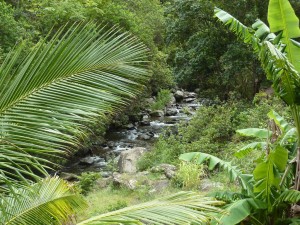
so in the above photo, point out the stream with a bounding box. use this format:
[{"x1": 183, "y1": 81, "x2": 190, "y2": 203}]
[{"x1": 61, "y1": 91, "x2": 203, "y2": 177}]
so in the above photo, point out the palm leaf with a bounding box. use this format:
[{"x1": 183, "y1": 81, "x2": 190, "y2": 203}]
[
  {"x1": 236, "y1": 128, "x2": 272, "y2": 139},
  {"x1": 77, "y1": 192, "x2": 224, "y2": 225},
  {"x1": 179, "y1": 152, "x2": 253, "y2": 194},
  {"x1": 0, "y1": 177, "x2": 87, "y2": 225},
  {"x1": 0, "y1": 22, "x2": 149, "y2": 187}
]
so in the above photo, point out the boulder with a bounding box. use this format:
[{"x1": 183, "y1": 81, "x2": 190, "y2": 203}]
[
  {"x1": 150, "y1": 110, "x2": 164, "y2": 117},
  {"x1": 138, "y1": 134, "x2": 152, "y2": 140},
  {"x1": 185, "y1": 92, "x2": 197, "y2": 98},
  {"x1": 112, "y1": 172, "x2": 145, "y2": 190},
  {"x1": 167, "y1": 95, "x2": 176, "y2": 106},
  {"x1": 174, "y1": 90, "x2": 184, "y2": 102},
  {"x1": 200, "y1": 179, "x2": 223, "y2": 191},
  {"x1": 124, "y1": 123, "x2": 135, "y2": 130},
  {"x1": 59, "y1": 172, "x2": 78, "y2": 181},
  {"x1": 144, "y1": 97, "x2": 155, "y2": 105},
  {"x1": 140, "y1": 115, "x2": 150, "y2": 126},
  {"x1": 184, "y1": 97, "x2": 196, "y2": 103},
  {"x1": 150, "y1": 164, "x2": 177, "y2": 179},
  {"x1": 165, "y1": 108, "x2": 178, "y2": 116},
  {"x1": 118, "y1": 147, "x2": 146, "y2": 173},
  {"x1": 79, "y1": 156, "x2": 105, "y2": 165}
]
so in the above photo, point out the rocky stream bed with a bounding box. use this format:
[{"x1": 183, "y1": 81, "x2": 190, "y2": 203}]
[{"x1": 59, "y1": 90, "x2": 221, "y2": 191}]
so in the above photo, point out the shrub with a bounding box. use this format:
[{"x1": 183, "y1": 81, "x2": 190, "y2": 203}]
[
  {"x1": 172, "y1": 161, "x2": 204, "y2": 190},
  {"x1": 76, "y1": 172, "x2": 101, "y2": 196},
  {"x1": 150, "y1": 89, "x2": 172, "y2": 111}
]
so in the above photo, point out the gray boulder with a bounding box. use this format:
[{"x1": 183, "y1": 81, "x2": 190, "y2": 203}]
[
  {"x1": 118, "y1": 147, "x2": 146, "y2": 173},
  {"x1": 150, "y1": 110, "x2": 164, "y2": 117},
  {"x1": 151, "y1": 164, "x2": 177, "y2": 179},
  {"x1": 165, "y1": 108, "x2": 178, "y2": 116},
  {"x1": 174, "y1": 90, "x2": 184, "y2": 102}
]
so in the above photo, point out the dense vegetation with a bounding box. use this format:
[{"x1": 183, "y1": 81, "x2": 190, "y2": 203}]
[{"x1": 2, "y1": 0, "x2": 300, "y2": 224}]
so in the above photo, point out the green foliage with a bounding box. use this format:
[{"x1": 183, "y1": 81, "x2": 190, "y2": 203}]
[
  {"x1": 150, "y1": 89, "x2": 172, "y2": 111},
  {"x1": 165, "y1": 0, "x2": 266, "y2": 99},
  {"x1": 140, "y1": 96, "x2": 288, "y2": 170},
  {"x1": 76, "y1": 172, "x2": 101, "y2": 196},
  {"x1": 172, "y1": 161, "x2": 204, "y2": 189},
  {"x1": 0, "y1": 177, "x2": 87, "y2": 225}
]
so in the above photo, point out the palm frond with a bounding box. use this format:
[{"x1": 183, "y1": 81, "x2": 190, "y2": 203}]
[
  {"x1": 179, "y1": 152, "x2": 253, "y2": 194},
  {"x1": 77, "y1": 192, "x2": 224, "y2": 225},
  {"x1": 0, "y1": 22, "x2": 149, "y2": 187},
  {"x1": 0, "y1": 177, "x2": 87, "y2": 225}
]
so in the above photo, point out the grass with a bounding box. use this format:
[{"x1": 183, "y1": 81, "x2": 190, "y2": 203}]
[{"x1": 76, "y1": 179, "x2": 181, "y2": 222}]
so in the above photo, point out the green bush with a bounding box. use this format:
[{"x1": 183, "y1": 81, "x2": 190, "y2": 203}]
[
  {"x1": 172, "y1": 161, "x2": 204, "y2": 190},
  {"x1": 139, "y1": 95, "x2": 289, "y2": 171},
  {"x1": 150, "y1": 89, "x2": 172, "y2": 111},
  {"x1": 76, "y1": 172, "x2": 101, "y2": 196}
]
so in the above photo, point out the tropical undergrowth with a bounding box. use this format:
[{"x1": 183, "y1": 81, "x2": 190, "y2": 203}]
[{"x1": 138, "y1": 94, "x2": 289, "y2": 173}]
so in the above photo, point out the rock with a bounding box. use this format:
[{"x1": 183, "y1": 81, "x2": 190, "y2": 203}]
[
  {"x1": 184, "y1": 97, "x2": 196, "y2": 103},
  {"x1": 94, "y1": 161, "x2": 107, "y2": 167},
  {"x1": 150, "y1": 164, "x2": 177, "y2": 179},
  {"x1": 145, "y1": 97, "x2": 155, "y2": 105},
  {"x1": 174, "y1": 90, "x2": 184, "y2": 102},
  {"x1": 113, "y1": 172, "x2": 138, "y2": 190},
  {"x1": 125, "y1": 123, "x2": 135, "y2": 130},
  {"x1": 79, "y1": 156, "x2": 105, "y2": 165},
  {"x1": 200, "y1": 179, "x2": 223, "y2": 191},
  {"x1": 139, "y1": 134, "x2": 152, "y2": 140},
  {"x1": 118, "y1": 147, "x2": 146, "y2": 173},
  {"x1": 165, "y1": 108, "x2": 178, "y2": 116},
  {"x1": 59, "y1": 172, "x2": 78, "y2": 181},
  {"x1": 150, "y1": 110, "x2": 164, "y2": 117},
  {"x1": 140, "y1": 115, "x2": 150, "y2": 126},
  {"x1": 185, "y1": 92, "x2": 197, "y2": 98},
  {"x1": 150, "y1": 180, "x2": 170, "y2": 193},
  {"x1": 79, "y1": 157, "x2": 95, "y2": 165},
  {"x1": 100, "y1": 171, "x2": 110, "y2": 178},
  {"x1": 96, "y1": 177, "x2": 112, "y2": 188},
  {"x1": 167, "y1": 95, "x2": 176, "y2": 106}
]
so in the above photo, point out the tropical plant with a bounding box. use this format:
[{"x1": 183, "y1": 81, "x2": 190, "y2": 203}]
[
  {"x1": 0, "y1": 177, "x2": 86, "y2": 225},
  {"x1": 77, "y1": 191, "x2": 224, "y2": 225},
  {"x1": 0, "y1": 22, "x2": 149, "y2": 190},
  {"x1": 0, "y1": 21, "x2": 226, "y2": 225},
  {"x1": 215, "y1": 0, "x2": 300, "y2": 192},
  {"x1": 180, "y1": 111, "x2": 299, "y2": 224}
]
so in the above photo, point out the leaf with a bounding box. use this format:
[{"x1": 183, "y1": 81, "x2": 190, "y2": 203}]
[
  {"x1": 0, "y1": 177, "x2": 87, "y2": 225},
  {"x1": 0, "y1": 22, "x2": 149, "y2": 188},
  {"x1": 235, "y1": 142, "x2": 267, "y2": 158},
  {"x1": 253, "y1": 146, "x2": 288, "y2": 208},
  {"x1": 77, "y1": 192, "x2": 224, "y2": 225},
  {"x1": 237, "y1": 128, "x2": 272, "y2": 139},
  {"x1": 267, "y1": 110, "x2": 292, "y2": 133},
  {"x1": 218, "y1": 198, "x2": 266, "y2": 225},
  {"x1": 274, "y1": 190, "x2": 300, "y2": 206},
  {"x1": 268, "y1": 0, "x2": 300, "y2": 72},
  {"x1": 214, "y1": 7, "x2": 253, "y2": 44},
  {"x1": 179, "y1": 152, "x2": 253, "y2": 194}
]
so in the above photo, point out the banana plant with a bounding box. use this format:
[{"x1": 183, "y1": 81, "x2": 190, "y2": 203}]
[
  {"x1": 180, "y1": 111, "x2": 300, "y2": 224},
  {"x1": 215, "y1": 0, "x2": 300, "y2": 193}
]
